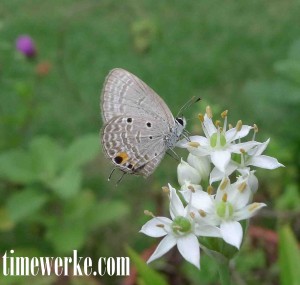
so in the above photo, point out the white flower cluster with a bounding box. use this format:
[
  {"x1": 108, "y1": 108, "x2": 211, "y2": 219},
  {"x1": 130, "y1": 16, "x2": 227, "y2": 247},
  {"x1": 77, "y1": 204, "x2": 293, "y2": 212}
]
[{"x1": 140, "y1": 106, "x2": 283, "y2": 269}]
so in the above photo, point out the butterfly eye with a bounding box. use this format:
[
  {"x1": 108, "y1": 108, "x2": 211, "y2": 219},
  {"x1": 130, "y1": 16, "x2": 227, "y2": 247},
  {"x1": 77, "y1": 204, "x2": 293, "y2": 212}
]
[
  {"x1": 146, "y1": 122, "x2": 152, "y2": 128},
  {"x1": 176, "y1": 118, "x2": 184, "y2": 126},
  {"x1": 127, "y1": 118, "x2": 132, "y2": 123}
]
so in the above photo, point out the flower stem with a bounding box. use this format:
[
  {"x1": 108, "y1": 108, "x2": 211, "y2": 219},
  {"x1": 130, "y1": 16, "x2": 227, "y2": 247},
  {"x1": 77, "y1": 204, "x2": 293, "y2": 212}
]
[
  {"x1": 217, "y1": 257, "x2": 231, "y2": 285},
  {"x1": 201, "y1": 245, "x2": 232, "y2": 285}
]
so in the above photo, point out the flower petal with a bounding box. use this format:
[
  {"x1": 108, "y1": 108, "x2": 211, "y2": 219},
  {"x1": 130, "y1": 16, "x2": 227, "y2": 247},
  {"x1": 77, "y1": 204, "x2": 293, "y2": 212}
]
[
  {"x1": 249, "y1": 155, "x2": 284, "y2": 169},
  {"x1": 169, "y1": 184, "x2": 185, "y2": 219},
  {"x1": 225, "y1": 125, "x2": 252, "y2": 142},
  {"x1": 220, "y1": 221, "x2": 243, "y2": 249},
  {"x1": 229, "y1": 141, "x2": 260, "y2": 153},
  {"x1": 234, "y1": 202, "x2": 266, "y2": 221},
  {"x1": 187, "y1": 153, "x2": 211, "y2": 181},
  {"x1": 227, "y1": 181, "x2": 252, "y2": 209},
  {"x1": 210, "y1": 162, "x2": 237, "y2": 184},
  {"x1": 211, "y1": 150, "x2": 231, "y2": 172},
  {"x1": 147, "y1": 235, "x2": 177, "y2": 264},
  {"x1": 176, "y1": 136, "x2": 208, "y2": 148},
  {"x1": 177, "y1": 159, "x2": 201, "y2": 186},
  {"x1": 248, "y1": 139, "x2": 270, "y2": 156},
  {"x1": 194, "y1": 224, "x2": 222, "y2": 238},
  {"x1": 177, "y1": 234, "x2": 200, "y2": 269},
  {"x1": 203, "y1": 115, "x2": 217, "y2": 137},
  {"x1": 181, "y1": 187, "x2": 214, "y2": 211},
  {"x1": 140, "y1": 217, "x2": 172, "y2": 237}
]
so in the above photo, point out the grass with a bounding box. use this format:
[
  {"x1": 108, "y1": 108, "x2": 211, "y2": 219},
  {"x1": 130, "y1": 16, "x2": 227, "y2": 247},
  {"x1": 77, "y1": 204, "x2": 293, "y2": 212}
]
[{"x1": 0, "y1": 1, "x2": 299, "y2": 284}]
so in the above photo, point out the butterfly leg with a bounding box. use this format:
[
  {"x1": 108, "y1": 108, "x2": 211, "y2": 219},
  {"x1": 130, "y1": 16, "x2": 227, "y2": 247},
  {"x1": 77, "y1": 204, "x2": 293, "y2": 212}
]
[
  {"x1": 116, "y1": 171, "x2": 127, "y2": 185},
  {"x1": 108, "y1": 168, "x2": 116, "y2": 181},
  {"x1": 166, "y1": 148, "x2": 180, "y2": 161},
  {"x1": 181, "y1": 130, "x2": 191, "y2": 142}
]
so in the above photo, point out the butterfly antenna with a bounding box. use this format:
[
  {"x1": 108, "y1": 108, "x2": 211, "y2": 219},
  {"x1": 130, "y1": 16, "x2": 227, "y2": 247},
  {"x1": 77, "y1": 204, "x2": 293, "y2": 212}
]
[{"x1": 176, "y1": 96, "x2": 201, "y2": 117}]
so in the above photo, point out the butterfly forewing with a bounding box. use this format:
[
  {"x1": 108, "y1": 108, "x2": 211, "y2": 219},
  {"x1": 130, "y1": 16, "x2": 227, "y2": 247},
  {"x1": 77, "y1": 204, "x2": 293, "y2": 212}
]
[{"x1": 101, "y1": 68, "x2": 174, "y2": 125}]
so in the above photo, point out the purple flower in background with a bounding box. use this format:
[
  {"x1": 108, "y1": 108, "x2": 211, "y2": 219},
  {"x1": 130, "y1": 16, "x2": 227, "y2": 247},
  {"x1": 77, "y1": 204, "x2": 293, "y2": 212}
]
[{"x1": 16, "y1": 35, "x2": 37, "y2": 58}]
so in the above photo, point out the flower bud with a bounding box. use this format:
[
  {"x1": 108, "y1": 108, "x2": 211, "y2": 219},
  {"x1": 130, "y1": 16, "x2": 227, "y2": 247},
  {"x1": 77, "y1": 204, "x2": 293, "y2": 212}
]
[
  {"x1": 177, "y1": 159, "x2": 201, "y2": 186},
  {"x1": 187, "y1": 153, "x2": 211, "y2": 181},
  {"x1": 16, "y1": 35, "x2": 37, "y2": 58}
]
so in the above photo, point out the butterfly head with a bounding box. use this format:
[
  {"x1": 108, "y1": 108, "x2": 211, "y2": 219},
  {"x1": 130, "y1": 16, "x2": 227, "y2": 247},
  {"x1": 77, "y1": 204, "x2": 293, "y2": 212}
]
[{"x1": 175, "y1": 116, "x2": 187, "y2": 136}]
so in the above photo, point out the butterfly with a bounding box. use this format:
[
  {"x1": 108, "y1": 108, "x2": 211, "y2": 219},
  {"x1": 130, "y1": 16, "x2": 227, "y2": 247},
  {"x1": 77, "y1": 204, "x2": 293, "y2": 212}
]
[{"x1": 101, "y1": 68, "x2": 187, "y2": 179}]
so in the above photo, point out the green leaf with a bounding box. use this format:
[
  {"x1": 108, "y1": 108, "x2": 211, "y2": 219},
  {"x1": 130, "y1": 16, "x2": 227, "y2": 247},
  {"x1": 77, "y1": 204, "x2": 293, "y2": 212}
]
[
  {"x1": 6, "y1": 188, "x2": 48, "y2": 222},
  {"x1": 29, "y1": 136, "x2": 63, "y2": 183},
  {"x1": 126, "y1": 246, "x2": 168, "y2": 285},
  {"x1": 0, "y1": 208, "x2": 14, "y2": 231},
  {"x1": 47, "y1": 223, "x2": 87, "y2": 254},
  {"x1": 62, "y1": 134, "x2": 99, "y2": 170},
  {"x1": 87, "y1": 200, "x2": 130, "y2": 228},
  {"x1": 279, "y1": 225, "x2": 300, "y2": 285},
  {"x1": 0, "y1": 149, "x2": 36, "y2": 184},
  {"x1": 49, "y1": 168, "x2": 82, "y2": 199}
]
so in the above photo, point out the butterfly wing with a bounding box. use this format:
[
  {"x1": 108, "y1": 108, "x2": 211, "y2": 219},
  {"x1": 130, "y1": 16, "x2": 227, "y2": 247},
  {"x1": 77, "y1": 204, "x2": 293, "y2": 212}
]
[
  {"x1": 102, "y1": 115, "x2": 167, "y2": 177},
  {"x1": 101, "y1": 68, "x2": 174, "y2": 126}
]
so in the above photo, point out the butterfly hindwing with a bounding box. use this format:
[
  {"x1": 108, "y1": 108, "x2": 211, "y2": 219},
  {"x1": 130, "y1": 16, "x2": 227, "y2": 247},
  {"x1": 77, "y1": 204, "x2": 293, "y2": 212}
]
[{"x1": 102, "y1": 115, "x2": 167, "y2": 177}]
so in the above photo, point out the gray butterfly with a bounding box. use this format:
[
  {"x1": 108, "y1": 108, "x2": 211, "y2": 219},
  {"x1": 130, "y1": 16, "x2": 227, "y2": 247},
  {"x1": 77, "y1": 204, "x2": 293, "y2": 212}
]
[{"x1": 101, "y1": 68, "x2": 187, "y2": 178}]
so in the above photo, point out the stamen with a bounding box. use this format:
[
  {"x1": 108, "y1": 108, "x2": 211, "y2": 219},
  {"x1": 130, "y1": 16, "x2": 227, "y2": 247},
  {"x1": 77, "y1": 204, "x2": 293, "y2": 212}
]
[
  {"x1": 173, "y1": 225, "x2": 182, "y2": 231},
  {"x1": 240, "y1": 148, "x2": 246, "y2": 154},
  {"x1": 156, "y1": 224, "x2": 165, "y2": 228},
  {"x1": 199, "y1": 209, "x2": 207, "y2": 217},
  {"x1": 207, "y1": 185, "x2": 214, "y2": 194},
  {"x1": 188, "y1": 142, "x2": 200, "y2": 148},
  {"x1": 188, "y1": 185, "x2": 195, "y2": 193},
  {"x1": 238, "y1": 182, "x2": 247, "y2": 192},
  {"x1": 222, "y1": 193, "x2": 228, "y2": 202},
  {"x1": 228, "y1": 123, "x2": 233, "y2": 129},
  {"x1": 190, "y1": 212, "x2": 195, "y2": 219},
  {"x1": 236, "y1": 120, "x2": 242, "y2": 132},
  {"x1": 144, "y1": 210, "x2": 155, "y2": 218},
  {"x1": 162, "y1": 186, "x2": 169, "y2": 193},
  {"x1": 253, "y1": 124, "x2": 258, "y2": 133},
  {"x1": 220, "y1": 178, "x2": 229, "y2": 190},
  {"x1": 198, "y1": 113, "x2": 204, "y2": 122},
  {"x1": 215, "y1": 120, "x2": 221, "y2": 127},
  {"x1": 253, "y1": 124, "x2": 258, "y2": 141},
  {"x1": 221, "y1": 110, "x2": 228, "y2": 118},
  {"x1": 206, "y1": 106, "x2": 213, "y2": 118},
  {"x1": 248, "y1": 203, "x2": 260, "y2": 212}
]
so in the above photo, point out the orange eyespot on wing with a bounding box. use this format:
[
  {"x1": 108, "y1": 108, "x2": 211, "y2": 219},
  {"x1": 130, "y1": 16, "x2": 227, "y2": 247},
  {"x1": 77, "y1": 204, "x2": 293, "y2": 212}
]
[{"x1": 113, "y1": 152, "x2": 129, "y2": 165}]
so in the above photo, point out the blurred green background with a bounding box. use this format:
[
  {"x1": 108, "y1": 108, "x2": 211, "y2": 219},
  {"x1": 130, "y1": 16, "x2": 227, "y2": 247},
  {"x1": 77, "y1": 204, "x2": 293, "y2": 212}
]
[{"x1": 0, "y1": 0, "x2": 299, "y2": 284}]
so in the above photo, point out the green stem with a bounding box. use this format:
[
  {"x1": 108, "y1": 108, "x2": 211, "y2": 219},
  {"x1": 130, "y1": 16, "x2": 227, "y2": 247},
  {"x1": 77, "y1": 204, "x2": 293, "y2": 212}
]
[
  {"x1": 200, "y1": 245, "x2": 232, "y2": 285},
  {"x1": 217, "y1": 257, "x2": 231, "y2": 285}
]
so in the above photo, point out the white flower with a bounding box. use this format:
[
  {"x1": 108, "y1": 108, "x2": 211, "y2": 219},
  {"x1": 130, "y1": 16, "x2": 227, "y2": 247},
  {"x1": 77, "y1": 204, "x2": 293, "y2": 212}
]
[
  {"x1": 177, "y1": 159, "x2": 201, "y2": 186},
  {"x1": 187, "y1": 153, "x2": 211, "y2": 181},
  {"x1": 241, "y1": 139, "x2": 284, "y2": 169},
  {"x1": 183, "y1": 178, "x2": 266, "y2": 249},
  {"x1": 177, "y1": 109, "x2": 258, "y2": 173},
  {"x1": 140, "y1": 185, "x2": 221, "y2": 269},
  {"x1": 237, "y1": 167, "x2": 259, "y2": 193}
]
